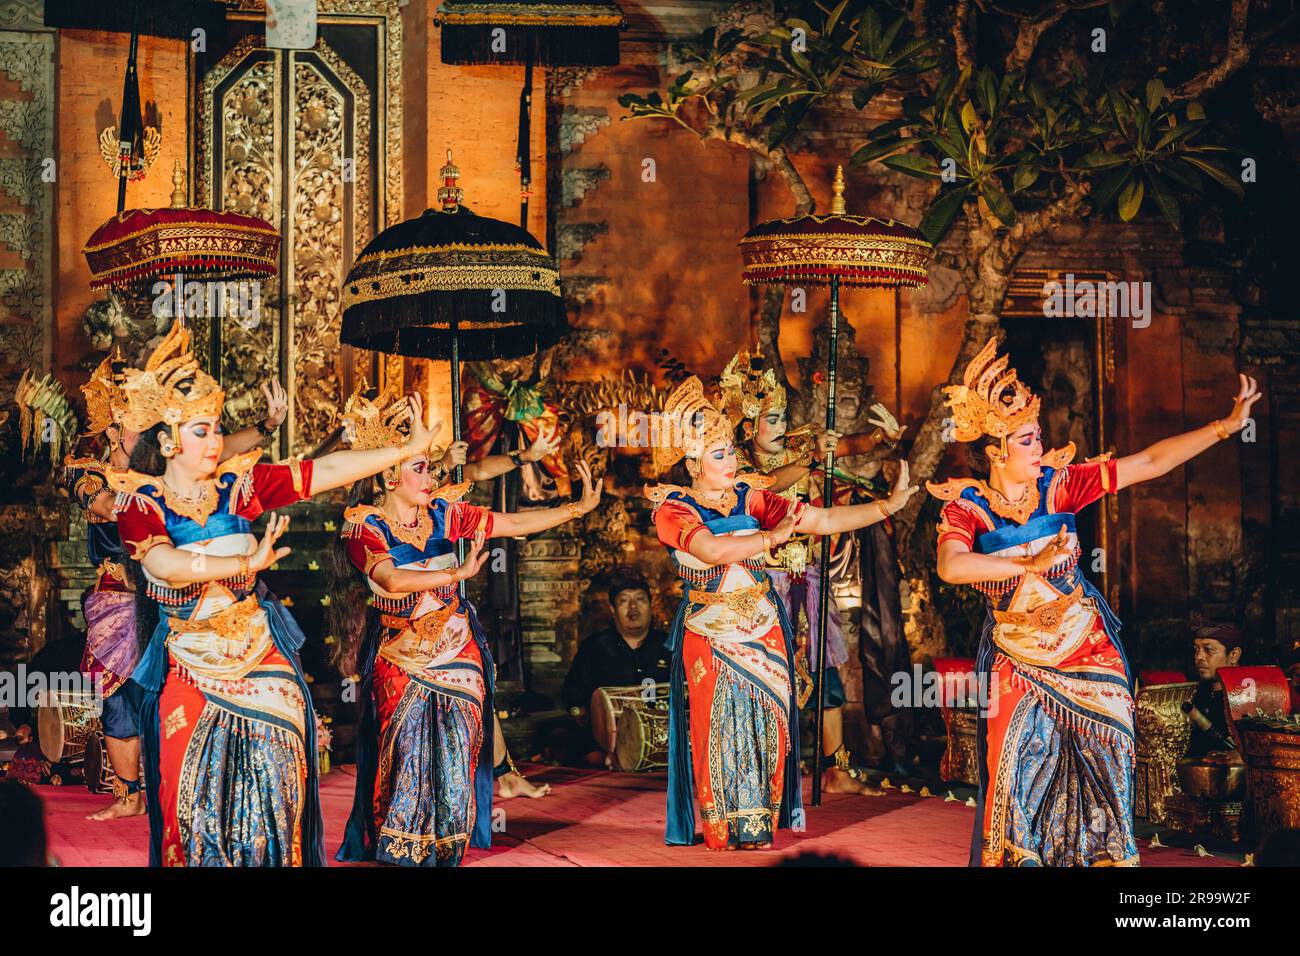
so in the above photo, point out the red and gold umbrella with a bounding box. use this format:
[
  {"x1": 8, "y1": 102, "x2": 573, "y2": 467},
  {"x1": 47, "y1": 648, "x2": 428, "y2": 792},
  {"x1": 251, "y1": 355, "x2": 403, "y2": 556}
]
[{"x1": 739, "y1": 165, "x2": 932, "y2": 805}]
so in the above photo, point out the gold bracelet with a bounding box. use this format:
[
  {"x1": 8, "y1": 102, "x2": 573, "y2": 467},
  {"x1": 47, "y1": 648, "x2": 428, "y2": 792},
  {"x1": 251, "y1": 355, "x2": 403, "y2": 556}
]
[
  {"x1": 565, "y1": 502, "x2": 582, "y2": 520},
  {"x1": 1211, "y1": 419, "x2": 1231, "y2": 441},
  {"x1": 875, "y1": 499, "x2": 892, "y2": 520},
  {"x1": 238, "y1": 554, "x2": 250, "y2": 579},
  {"x1": 760, "y1": 530, "x2": 773, "y2": 557}
]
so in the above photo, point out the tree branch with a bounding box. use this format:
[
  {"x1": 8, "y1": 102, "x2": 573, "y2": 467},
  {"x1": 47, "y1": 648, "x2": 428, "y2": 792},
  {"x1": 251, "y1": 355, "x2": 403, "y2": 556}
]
[
  {"x1": 953, "y1": 0, "x2": 976, "y2": 71},
  {"x1": 1169, "y1": 0, "x2": 1276, "y2": 101}
]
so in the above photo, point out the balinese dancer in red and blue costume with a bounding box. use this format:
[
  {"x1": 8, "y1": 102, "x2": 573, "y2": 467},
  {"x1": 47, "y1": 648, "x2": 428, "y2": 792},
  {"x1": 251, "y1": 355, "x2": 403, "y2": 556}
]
[
  {"x1": 110, "y1": 321, "x2": 433, "y2": 866},
  {"x1": 720, "y1": 348, "x2": 906, "y2": 794},
  {"x1": 647, "y1": 376, "x2": 915, "y2": 850},
  {"x1": 332, "y1": 385, "x2": 600, "y2": 867},
  {"x1": 930, "y1": 337, "x2": 1262, "y2": 866},
  {"x1": 64, "y1": 351, "x2": 287, "y2": 823}
]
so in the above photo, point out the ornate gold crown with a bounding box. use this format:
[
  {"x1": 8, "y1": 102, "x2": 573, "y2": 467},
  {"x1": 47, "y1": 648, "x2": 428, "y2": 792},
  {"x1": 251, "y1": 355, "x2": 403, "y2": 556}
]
[
  {"x1": 118, "y1": 322, "x2": 225, "y2": 440},
  {"x1": 652, "y1": 376, "x2": 734, "y2": 476},
  {"x1": 80, "y1": 348, "x2": 126, "y2": 437},
  {"x1": 718, "y1": 349, "x2": 786, "y2": 429},
  {"x1": 942, "y1": 336, "x2": 1040, "y2": 453},
  {"x1": 340, "y1": 381, "x2": 411, "y2": 451}
]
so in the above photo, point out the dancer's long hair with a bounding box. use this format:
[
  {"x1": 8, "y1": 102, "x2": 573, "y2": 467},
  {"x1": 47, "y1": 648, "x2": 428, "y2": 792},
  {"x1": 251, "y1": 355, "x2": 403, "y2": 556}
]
[
  {"x1": 124, "y1": 426, "x2": 167, "y2": 650},
  {"x1": 326, "y1": 473, "x2": 383, "y2": 677},
  {"x1": 961, "y1": 439, "x2": 995, "y2": 479}
]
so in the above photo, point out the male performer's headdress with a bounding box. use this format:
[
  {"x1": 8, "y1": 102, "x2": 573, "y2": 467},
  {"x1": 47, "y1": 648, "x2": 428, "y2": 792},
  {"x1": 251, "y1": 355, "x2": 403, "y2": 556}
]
[
  {"x1": 941, "y1": 336, "x2": 1040, "y2": 456},
  {"x1": 118, "y1": 322, "x2": 225, "y2": 443},
  {"x1": 339, "y1": 381, "x2": 411, "y2": 451},
  {"x1": 80, "y1": 348, "x2": 127, "y2": 437},
  {"x1": 718, "y1": 348, "x2": 786, "y2": 435},
  {"x1": 652, "y1": 376, "x2": 733, "y2": 476}
]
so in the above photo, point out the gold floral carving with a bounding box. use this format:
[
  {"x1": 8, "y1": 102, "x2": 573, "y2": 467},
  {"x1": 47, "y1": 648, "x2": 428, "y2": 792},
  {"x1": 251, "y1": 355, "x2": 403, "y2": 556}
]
[{"x1": 195, "y1": 2, "x2": 403, "y2": 458}]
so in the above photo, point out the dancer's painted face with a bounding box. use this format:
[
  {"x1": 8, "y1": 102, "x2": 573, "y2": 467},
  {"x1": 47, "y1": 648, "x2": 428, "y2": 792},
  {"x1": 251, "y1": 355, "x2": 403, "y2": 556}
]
[
  {"x1": 390, "y1": 454, "x2": 434, "y2": 507},
  {"x1": 754, "y1": 409, "x2": 786, "y2": 454},
  {"x1": 692, "y1": 439, "x2": 736, "y2": 488},
  {"x1": 995, "y1": 422, "x2": 1043, "y2": 483},
  {"x1": 175, "y1": 416, "x2": 224, "y2": 476}
]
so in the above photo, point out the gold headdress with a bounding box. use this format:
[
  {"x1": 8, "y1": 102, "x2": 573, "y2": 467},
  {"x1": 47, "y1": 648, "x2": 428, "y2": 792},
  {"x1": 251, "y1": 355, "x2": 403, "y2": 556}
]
[
  {"x1": 80, "y1": 348, "x2": 126, "y2": 437},
  {"x1": 941, "y1": 336, "x2": 1040, "y2": 455},
  {"x1": 718, "y1": 349, "x2": 786, "y2": 433},
  {"x1": 339, "y1": 381, "x2": 411, "y2": 451},
  {"x1": 652, "y1": 376, "x2": 733, "y2": 476},
  {"x1": 118, "y1": 322, "x2": 225, "y2": 442}
]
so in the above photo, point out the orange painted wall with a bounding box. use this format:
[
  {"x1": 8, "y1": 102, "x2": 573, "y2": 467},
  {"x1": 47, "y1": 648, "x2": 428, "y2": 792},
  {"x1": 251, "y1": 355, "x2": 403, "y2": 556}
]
[{"x1": 54, "y1": 30, "x2": 190, "y2": 383}]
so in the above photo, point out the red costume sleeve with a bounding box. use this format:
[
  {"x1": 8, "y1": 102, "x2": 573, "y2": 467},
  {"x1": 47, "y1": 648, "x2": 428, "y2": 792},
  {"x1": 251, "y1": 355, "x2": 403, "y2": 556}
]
[
  {"x1": 748, "y1": 488, "x2": 795, "y2": 530},
  {"x1": 1051, "y1": 459, "x2": 1119, "y2": 514},
  {"x1": 345, "y1": 521, "x2": 393, "y2": 581},
  {"x1": 655, "y1": 499, "x2": 706, "y2": 552},
  {"x1": 937, "y1": 500, "x2": 986, "y2": 549},
  {"x1": 444, "y1": 501, "x2": 494, "y2": 542},
  {"x1": 251, "y1": 459, "x2": 314, "y2": 510},
  {"x1": 116, "y1": 496, "x2": 170, "y2": 560}
]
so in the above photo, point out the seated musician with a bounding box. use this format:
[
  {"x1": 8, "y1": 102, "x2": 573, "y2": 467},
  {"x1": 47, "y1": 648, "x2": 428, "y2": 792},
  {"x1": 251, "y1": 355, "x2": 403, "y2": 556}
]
[
  {"x1": 1185, "y1": 621, "x2": 1245, "y2": 758},
  {"x1": 2, "y1": 633, "x2": 87, "y2": 785},
  {"x1": 560, "y1": 567, "x2": 671, "y2": 768}
]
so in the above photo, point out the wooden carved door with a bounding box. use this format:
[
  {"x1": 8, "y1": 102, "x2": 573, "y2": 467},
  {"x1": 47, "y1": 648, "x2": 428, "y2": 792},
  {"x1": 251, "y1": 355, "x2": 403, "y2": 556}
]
[{"x1": 191, "y1": 3, "x2": 403, "y2": 459}]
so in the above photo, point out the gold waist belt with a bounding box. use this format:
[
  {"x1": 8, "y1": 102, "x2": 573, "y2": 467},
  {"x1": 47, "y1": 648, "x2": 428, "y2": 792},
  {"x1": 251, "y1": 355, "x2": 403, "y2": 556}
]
[
  {"x1": 991, "y1": 584, "x2": 1083, "y2": 633},
  {"x1": 689, "y1": 578, "x2": 771, "y2": 619},
  {"x1": 380, "y1": 595, "x2": 461, "y2": 653},
  {"x1": 168, "y1": 594, "x2": 259, "y2": 642}
]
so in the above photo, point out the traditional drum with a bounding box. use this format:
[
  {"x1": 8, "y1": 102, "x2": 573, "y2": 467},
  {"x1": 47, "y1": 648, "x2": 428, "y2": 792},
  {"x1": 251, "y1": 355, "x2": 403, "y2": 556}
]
[
  {"x1": 37, "y1": 688, "x2": 102, "y2": 765},
  {"x1": 615, "y1": 695, "x2": 671, "y2": 772}
]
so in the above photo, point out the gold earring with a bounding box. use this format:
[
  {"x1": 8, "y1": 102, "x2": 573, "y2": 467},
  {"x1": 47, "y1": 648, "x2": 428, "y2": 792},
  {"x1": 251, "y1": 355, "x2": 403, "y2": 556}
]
[{"x1": 160, "y1": 438, "x2": 177, "y2": 458}]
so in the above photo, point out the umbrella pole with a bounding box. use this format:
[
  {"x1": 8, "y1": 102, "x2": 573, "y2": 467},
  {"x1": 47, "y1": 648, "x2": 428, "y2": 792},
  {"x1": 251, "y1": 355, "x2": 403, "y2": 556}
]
[
  {"x1": 116, "y1": 0, "x2": 142, "y2": 214},
  {"x1": 517, "y1": 45, "x2": 534, "y2": 229},
  {"x1": 812, "y1": 274, "x2": 840, "y2": 807},
  {"x1": 450, "y1": 317, "x2": 466, "y2": 597}
]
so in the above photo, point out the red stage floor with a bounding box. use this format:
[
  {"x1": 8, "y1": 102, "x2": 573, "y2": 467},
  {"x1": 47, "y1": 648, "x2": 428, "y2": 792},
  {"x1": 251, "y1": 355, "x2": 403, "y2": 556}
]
[{"x1": 39, "y1": 764, "x2": 1236, "y2": 867}]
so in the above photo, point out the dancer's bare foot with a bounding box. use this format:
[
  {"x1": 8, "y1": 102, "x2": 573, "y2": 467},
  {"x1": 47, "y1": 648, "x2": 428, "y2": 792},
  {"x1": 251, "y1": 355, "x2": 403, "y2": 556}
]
[
  {"x1": 739, "y1": 842, "x2": 772, "y2": 850},
  {"x1": 497, "y1": 771, "x2": 551, "y2": 800},
  {"x1": 86, "y1": 791, "x2": 145, "y2": 821},
  {"x1": 821, "y1": 766, "x2": 883, "y2": 796}
]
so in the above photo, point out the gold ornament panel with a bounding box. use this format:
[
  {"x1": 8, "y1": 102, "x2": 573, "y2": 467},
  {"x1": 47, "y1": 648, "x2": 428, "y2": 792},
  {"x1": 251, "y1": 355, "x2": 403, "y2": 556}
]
[{"x1": 193, "y1": 2, "x2": 403, "y2": 457}]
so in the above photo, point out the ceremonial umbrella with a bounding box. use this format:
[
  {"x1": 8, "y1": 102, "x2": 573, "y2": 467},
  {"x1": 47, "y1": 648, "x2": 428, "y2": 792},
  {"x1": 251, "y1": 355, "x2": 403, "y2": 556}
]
[
  {"x1": 341, "y1": 151, "x2": 564, "y2": 662},
  {"x1": 739, "y1": 165, "x2": 932, "y2": 805},
  {"x1": 84, "y1": 165, "x2": 280, "y2": 291},
  {"x1": 340, "y1": 151, "x2": 566, "y2": 481},
  {"x1": 433, "y1": 0, "x2": 625, "y2": 227}
]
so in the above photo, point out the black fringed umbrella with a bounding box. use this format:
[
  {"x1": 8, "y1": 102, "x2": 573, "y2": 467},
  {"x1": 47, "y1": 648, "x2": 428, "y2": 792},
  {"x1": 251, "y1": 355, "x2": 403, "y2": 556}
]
[
  {"x1": 340, "y1": 151, "x2": 566, "y2": 481},
  {"x1": 433, "y1": 1, "x2": 625, "y2": 227},
  {"x1": 739, "y1": 165, "x2": 932, "y2": 807}
]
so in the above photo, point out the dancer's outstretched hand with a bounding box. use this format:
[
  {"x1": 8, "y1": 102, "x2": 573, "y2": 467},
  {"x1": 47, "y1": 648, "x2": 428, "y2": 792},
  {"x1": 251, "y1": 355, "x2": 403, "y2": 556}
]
[
  {"x1": 524, "y1": 425, "x2": 561, "y2": 462},
  {"x1": 867, "y1": 403, "x2": 906, "y2": 442},
  {"x1": 403, "y1": 393, "x2": 441, "y2": 457},
  {"x1": 884, "y1": 460, "x2": 919, "y2": 513},
  {"x1": 573, "y1": 459, "x2": 603, "y2": 514},
  {"x1": 250, "y1": 512, "x2": 292, "y2": 572},
  {"x1": 1222, "y1": 374, "x2": 1262, "y2": 433},
  {"x1": 456, "y1": 531, "x2": 491, "y2": 582},
  {"x1": 1026, "y1": 524, "x2": 1072, "y2": 574},
  {"x1": 261, "y1": 380, "x2": 289, "y2": 429},
  {"x1": 769, "y1": 512, "x2": 798, "y2": 547}
]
